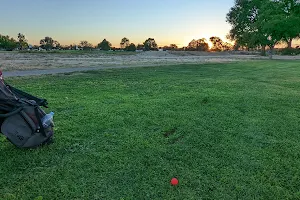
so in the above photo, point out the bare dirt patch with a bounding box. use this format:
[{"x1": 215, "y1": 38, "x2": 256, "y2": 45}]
[{"x1": 0, "y1": 51, "x2": 299, "y2": 72}]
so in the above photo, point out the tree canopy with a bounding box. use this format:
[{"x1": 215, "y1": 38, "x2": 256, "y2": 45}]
[
  {"x1": 80, "y1": 41, "x2": 93, "y2": 50},
  {"x1": 120, "y1": 37, "x2": 130, "y2": 49},
  {"x1": 143, "y1": 38, "x2": 158, "y2": 51},
  {"x1": 209, "y1": 37, "x2": 232, "y2": 51},
  {"x1": 187, "y1": 38, "x2": 209, "y2": 51},
  {"x1": 40, "y1": 36, "x2": 60, "y2": 50},
  {"x1": 226, "y1": 0, "x2": 300, "y2": 57},
  {"x1": 124, "y1": 43, "x2": 137, "y2": 51},
  {"x1": 162, "y1": 44, "x2": 178, "y2": 51},
  {"x1": 0, "y1": 35, "x2": 17, "y2": 50},
  {"x1": 260, "y1": 0, "x2": 300, "y2": 48},
  {"x1": 17, "y1": 33, "x2": 28, "y2": 50},
  {"x1": 97, "y1": 39, "x2": 112, "y2": 51}
]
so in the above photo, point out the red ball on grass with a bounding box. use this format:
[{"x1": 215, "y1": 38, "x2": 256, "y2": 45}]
[{"x1": 170, "y1": 178, "x2": 179, "y2": 186}]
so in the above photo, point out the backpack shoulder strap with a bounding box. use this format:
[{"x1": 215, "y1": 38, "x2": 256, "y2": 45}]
[
  {"x1": 34, "y1": 105, "x2": 47, "y2": 137},
  {"x1": 0, "y1": 107, "x2": 22, "y2": 118}
]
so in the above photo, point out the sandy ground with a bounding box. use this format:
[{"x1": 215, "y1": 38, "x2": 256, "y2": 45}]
[{"x1": 0, "y1": 51, "x2": 299, "y2": 76}]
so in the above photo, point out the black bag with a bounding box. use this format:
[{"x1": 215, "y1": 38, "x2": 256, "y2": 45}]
[{"x1": 0, "y1": 71, "x2": 54, "y2": 148}]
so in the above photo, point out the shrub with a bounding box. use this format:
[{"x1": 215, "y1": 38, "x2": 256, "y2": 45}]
[
  {"x1": 278, "y1": 48, "x2": 300, "y2": 55},
  {"x1": 125, "y1": 43, "x2": 136, "y2": 52}
]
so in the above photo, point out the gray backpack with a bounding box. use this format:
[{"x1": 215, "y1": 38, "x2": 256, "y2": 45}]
[
  {"x1": 0, "y1": 73, "x2": 54, "y2": 148},
  {"x1": 1, "y1": 100, "x2": 54, "y2": 148}
]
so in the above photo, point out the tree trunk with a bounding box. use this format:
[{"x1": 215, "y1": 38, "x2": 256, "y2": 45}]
[
  {"x1": 287, "y1": 39, "x2": 292, "y2": 49},
  {"x1": 261, "y1": 45, "x2": 266, "y2": 56},
  {"x1": 268, "y1": 45, "x2": 274, "y2": 59}
]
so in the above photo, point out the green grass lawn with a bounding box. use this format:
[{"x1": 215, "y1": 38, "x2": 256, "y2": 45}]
[{"x1": 1, "y1": 61, "x2": 300, "y2": 199}]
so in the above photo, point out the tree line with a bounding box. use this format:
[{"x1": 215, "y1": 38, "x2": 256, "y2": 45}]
[
  {"x1": 227, "y1": 0, "x2": 300, "y2": 57},
  {"x1": 2, "y1": 0, "x2": 299, "y2": 56},
  {"x1": 0, "y1": 33, "x2": 234, "y2": 52}
]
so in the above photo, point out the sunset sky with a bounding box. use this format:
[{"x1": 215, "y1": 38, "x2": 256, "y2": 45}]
[{"x1": 0, "y1": 0, "x2": 235, "y2": 47}]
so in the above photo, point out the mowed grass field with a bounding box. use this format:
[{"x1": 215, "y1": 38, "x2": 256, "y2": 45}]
[{"x1": 1, "y1": 61, "x2": 300, "y2": 199}]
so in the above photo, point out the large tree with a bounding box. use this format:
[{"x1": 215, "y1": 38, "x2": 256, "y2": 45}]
[
  {"x1": 40, "y1": 36, "x2": 59, "y2": 50},
  {"x1": 187, "y1": 38, "x2": 209, "y2": 51},
  {"x1": 256, "y1": 0, "x2": 300, "y2": 58},
  {"x1": 260, "y1": 0, "x2": 300, "y2": 48},
  {"x1": 227, "y1": 0, "x2": 300, "y2": 57},
  {"x1": 17, "y1": 33, "x2": 28, "y2": 50},
  {"x1": 97, "y1": 39, "x2": 112, "y2": 51},
  {"x1": 143, "y1": 38, "x2": 158, "y2": 51},
  {"x1": 226, "y1": 0, "x2": 269, "y2": 55},
  {"x1": 187, "y1": 39, "x2": 197, "y2": 51},
  {"x1": 120, "y1": 37, "x2": 130, "y2": 49},
  {"x1": 0, "y1": 34, "x2": 17, "y2": 50},
  {"x1": 209, "y1": 37, "x2": 228, "y2": 51},
  {"x1": 80, "y1": 40, "x2": 93, "y2": 50}
]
